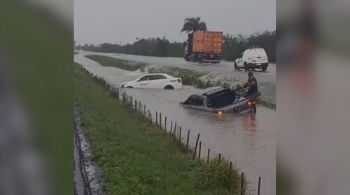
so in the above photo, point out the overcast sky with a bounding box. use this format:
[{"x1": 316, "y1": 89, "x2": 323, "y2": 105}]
[{"x1": 74, "y1": 0, "x2": 276, "y2": 45}]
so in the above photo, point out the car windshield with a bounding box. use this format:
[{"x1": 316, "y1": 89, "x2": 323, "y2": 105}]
[
  {"x1": 138, "y1": 75, "x2": 151, "y2": 81},
  {"x1": 150, "y1": 74, "x2": 167, "y2": 80},
  {"x1": 183, "y1": 95, "x2": 204, "y2": 106},
  {"x1": 205, "y1": 89, "x2": 236, "y2": 108},
  {"x1": 245, "y1": 49, "x2": 267, "y2": 58}
]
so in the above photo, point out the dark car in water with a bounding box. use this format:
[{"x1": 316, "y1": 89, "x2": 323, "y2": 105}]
[{"x1": 180, "y1": 87, "x2": 259, "y2": 113}]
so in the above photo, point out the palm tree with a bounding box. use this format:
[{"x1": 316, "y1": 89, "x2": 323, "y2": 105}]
[{"x1": 181, "y1": 17, "x2": 207, "y2": 33}]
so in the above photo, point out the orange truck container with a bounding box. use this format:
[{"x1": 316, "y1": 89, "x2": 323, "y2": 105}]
[
  {"x1": 184, "y1": 31, "x2": 223, "y2": 63},
  {"x1": 192, "y1": 31, "x2": 223, "y2": 54}
]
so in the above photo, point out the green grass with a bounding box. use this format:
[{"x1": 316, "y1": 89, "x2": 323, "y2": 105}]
[
  {"x1": 0, "y1": 1, "x2": 72, "y2": 195},
  {"x1": 74, "y1": 65, "x2": 240, "y2": 194},
  {"x1": 86, "y1": 54, "x2": 147, "y2": 71}
]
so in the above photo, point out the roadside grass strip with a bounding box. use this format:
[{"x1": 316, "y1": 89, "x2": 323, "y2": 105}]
[
  {"x1": 74, "y1": 65, "x2": 241, "y2": 194},
  {"x1": 85, "y1": 54, "x2": 147, "y2": 71}
]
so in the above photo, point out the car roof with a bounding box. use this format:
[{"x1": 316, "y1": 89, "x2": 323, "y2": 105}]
[
  {"x1": 246, "y1": 48, "x2": 265, "y2": 51},
  {"x1": 201, "y1": 86, "x2": 225, "y2": 96},
  {"x1": 139, "y1": 73, "x2": 172, "y2": 77},
  {"x1": 244, "y1": 48, "x2": 266, "y2": 54}
]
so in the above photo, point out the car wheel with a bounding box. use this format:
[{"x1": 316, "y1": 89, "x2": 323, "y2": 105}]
[
  {"x1": 234, "y1": 63, "x2": 238, "y2": 71},
  {"x1": 164, "y1": 85, "x2": 174, "y2": 90},
  {"x1": 233, "y1": 107, "x2": 240, "y2": 113},
  {"x1": 244, "y1": 62, "x2": 249, "y2": 71}
]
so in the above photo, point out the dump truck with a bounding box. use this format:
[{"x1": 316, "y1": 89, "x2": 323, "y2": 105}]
[{"x1": 184, "y1": 31, "x2": 223, "y2": 63}]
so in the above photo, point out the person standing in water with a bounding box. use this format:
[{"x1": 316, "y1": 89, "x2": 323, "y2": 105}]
[{"x1": 243, "y1": 72, "x2": 258, "y2": 98}]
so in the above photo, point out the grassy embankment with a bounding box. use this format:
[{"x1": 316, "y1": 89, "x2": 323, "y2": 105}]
[
  {"x1": 86, "y1": 55, "x2": 275, "y2": 109},
  {"x1": 85, "y1": 54, "x2": 148, "y2": 71},
  {"x1": 74, "y1": 65, "x2": 240, "y2": 194}
]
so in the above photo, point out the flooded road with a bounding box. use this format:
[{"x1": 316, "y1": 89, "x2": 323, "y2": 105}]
[
  {"x1": 75, "y1": 53, "x2": 276, "y2": 195},
  {"x1": 79, "y1": 51, "x2": 276, "y2": 83}
]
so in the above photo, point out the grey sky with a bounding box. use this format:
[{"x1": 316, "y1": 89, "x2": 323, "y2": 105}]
[{"x1": 74, "y1": 0, "x2": 276, "y2": 45}]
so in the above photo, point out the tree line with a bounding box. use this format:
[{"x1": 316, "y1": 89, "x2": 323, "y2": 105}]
[{"x1": 76, "y1": 31, "x2": 275, "y2": 62}]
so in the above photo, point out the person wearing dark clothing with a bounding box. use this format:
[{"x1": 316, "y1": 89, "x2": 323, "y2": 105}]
[{"x1": 244, "y1": 72, "x2": 258, "y2": 98}]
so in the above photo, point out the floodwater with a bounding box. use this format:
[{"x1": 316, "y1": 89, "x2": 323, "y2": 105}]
[
  {"x1": 79, "y1": 51, "x2": 276, "y2": 83},
  {"x1": 75, "y1": 53, "x2": 276, "y2": 195}
]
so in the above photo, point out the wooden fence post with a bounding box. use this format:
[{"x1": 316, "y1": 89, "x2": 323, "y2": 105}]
[
  {"x1": 159, "y1": 112, "x2": 162, "y2": 129},
  {"x1": 173, "y1": 126, "x2": 177, "y2": 142},
  {"x1": 173, "y1": 122, "x2": 177, "y2": 138},
  {"x1": 186, "y1": 130, "x2": 190, "y2": 151},
  {"x1": 198, "y1": 141, "x2": 202, "y2": 159},
  {"x1": 148, "y1": 109, "x2": 152, "y2": 121},
  {"x1": 179, "y1": 127, "x2": 182, "y2": 142},
  {"x1": 240, "y1": 172, "x2": 245, "y2": 195},
  {"x1": 170, "y1": 121, "x2": 173, "y2": 134},
  {"x1": 164, "y1": 117, "x2": 167, "y2": 131},
  {"x1": 258, "y1": 177, "x2": 261, "y2": 195},
  {"x1": 218, "y1": 153, "x2": 221, "y2": 164},
  {"x1": 143, "y1": 105, "x2": 146, "y2": 118},
  {"x1": 193, "y1": 133, "x2": 200, "y2": 160},
  {"x1": 207, "y1": 148, "x2": 210, "y2": 163},
  {"x1": 130, "y1": 97, "x2": 133, "y2": 109},
  {"x1": 156, "y1": 111, "x2": 158, "y2": 124},
  {"x1": 228, "y1": 161, "x2": 233, "y2": 190}
]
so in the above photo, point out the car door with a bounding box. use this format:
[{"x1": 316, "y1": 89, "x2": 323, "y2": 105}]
[
  {"x1": 149, "y1": 74, "x2": 167, "y2": 88},
  {"x1": 136, "y1": 75, "x2": 152, "y2": 88}
]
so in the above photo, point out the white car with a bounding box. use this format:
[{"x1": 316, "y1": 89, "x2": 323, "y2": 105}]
[
  {"x1": 234, "y1": 48, "x2": 269, "y2": 71},
  {"x1": 120, "y1": 73, "x2": 183, "y2": 89}
]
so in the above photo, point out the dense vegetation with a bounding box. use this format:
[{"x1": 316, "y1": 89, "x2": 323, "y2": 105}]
[
  {"x1": 75, "y1": 31, "x2": 276, "y2": 62},
  {"x1": 74, "y1": 65, "x2": 240, "y2": 194}
]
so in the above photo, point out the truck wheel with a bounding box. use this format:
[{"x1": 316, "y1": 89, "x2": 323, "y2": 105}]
[
  {"x1": 262, "y1": 67, "x2": 267, "y2": 72},
  {"x1": 244, "y1": 63, "x2": 248, "y2": 71},
  {"x1": 198, "y1": 57, "x2": 203, "y2": 64},
  {"x1": 234, "y1": 63, "x2": 238, "y2": 71}
]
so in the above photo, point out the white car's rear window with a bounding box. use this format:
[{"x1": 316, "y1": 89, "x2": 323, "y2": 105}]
[{"x1": 244, "y1": 48, "x2": 267, "y2": 58}]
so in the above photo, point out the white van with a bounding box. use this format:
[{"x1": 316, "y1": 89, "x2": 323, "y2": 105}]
[{"x1": 234, "y1": 48, "x2": 269, "y2": 71}]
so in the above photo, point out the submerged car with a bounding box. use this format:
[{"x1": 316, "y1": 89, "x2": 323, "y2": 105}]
[
  {"x1": 180, "y1": 86, "x2": 259, "y2": 113},
  {"x1": 120, "y1": 73, "x2": 183, "y2": 89}
]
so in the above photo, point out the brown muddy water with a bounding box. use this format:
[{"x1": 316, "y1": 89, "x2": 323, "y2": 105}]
[{"x1": 75, "y1": 53, "x2": 276, "y2": 195}]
